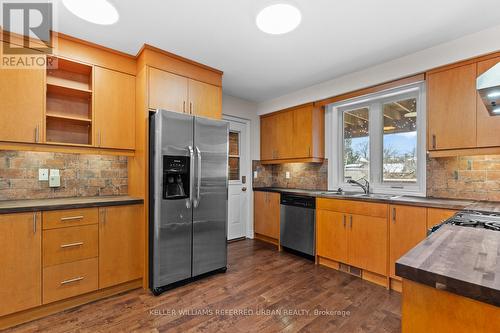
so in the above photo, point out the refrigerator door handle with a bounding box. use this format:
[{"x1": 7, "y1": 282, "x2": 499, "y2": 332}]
[
  {"x1": 188, "y1": 146, "x2": 194, "y2": 206},
  {"x1": 195, "y1": 146, "x2": 202, "y2": 208}
]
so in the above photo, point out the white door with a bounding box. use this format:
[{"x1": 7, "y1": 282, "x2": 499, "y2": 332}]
[{"x1": 225, "y1": 117, "x2": 249, "y2": 240}]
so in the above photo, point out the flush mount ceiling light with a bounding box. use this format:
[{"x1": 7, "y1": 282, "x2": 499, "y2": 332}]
[
  {"x1": 62, "y1": 0, "x2": 119, "y2": 25},
  {"x1": 256, "y1": 3, "x2": 302, "y2": 35}
]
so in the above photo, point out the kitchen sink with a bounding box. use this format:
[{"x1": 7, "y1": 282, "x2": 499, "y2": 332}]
[{"x1": 351, "y1": 193, "x2": 401, "y2": 200}]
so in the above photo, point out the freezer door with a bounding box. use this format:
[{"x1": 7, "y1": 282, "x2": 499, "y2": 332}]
[
  {"x1": 192, "y1": 117, "x2": 228, "y2": 276},
  {"x1": 151, "y1": 110, "x2": 194, "y2": 288}
]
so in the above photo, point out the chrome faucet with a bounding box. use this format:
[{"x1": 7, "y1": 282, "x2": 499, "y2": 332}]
[{"x1": 348, "y1": 178, "x2": 370, "y2": 194}]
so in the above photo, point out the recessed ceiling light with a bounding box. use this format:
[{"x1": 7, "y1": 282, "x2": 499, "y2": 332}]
[
  {"x1": 488, "y1": 91, "x2": 500, "y2": 99},
  {"x1": 256, "y1": 3, "x2": 302, "y2": 35},
  {"x1": 62, "y1": 0, "x2": 119, "y2": 25}
]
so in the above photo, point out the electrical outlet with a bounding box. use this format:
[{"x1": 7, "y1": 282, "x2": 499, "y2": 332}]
[
  {"x1": 253, "y1": 171, "x2": 258, "y2": 179},
  {"x1": 38, "y1": 168, "x2": 49, "y2": 181},
  {"x1": 285, "y1": 171, "x2": 291, "y2": 179},
  {"x1": 49, "y1": 169, "x2": 61, "y2": 188}
]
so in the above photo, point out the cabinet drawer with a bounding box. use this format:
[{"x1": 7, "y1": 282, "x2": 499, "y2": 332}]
[
  {"x1": 43, "y1": 208, "x2": 98, "y2": 230},
  {"x1": 43, "y1": 225, "x2": 98, "y2": 267},
  {"x1": 317, "y1": 198, "x2": 387, "y2": 218},
  {"x1": 43, "y1": 258, "x2": 98, "y2": 304}
]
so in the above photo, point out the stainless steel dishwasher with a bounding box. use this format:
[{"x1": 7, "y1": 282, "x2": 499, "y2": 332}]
[{"x1": 280, "y1": 194, "x2": 316, "y2": 257}]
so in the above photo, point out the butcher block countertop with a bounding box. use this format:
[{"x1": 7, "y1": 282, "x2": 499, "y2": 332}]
[
  {"x1": 396, "y1": 224, "x2": 500, "y2": 307},
  {"x1": 0, "y1": 196, "x2": 144, "y2": 214}
]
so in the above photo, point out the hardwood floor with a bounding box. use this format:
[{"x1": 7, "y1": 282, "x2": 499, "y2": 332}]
[{"x1": 5, "y1": 240, "x2": 401, "y2": 333}]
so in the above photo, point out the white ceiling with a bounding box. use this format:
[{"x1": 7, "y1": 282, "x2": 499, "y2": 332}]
[{"x1": 47, "y1": 1, "x2": 500, "y2": 101}]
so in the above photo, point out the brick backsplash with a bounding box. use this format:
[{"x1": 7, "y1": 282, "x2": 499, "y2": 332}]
[
  {"x1": 0, "y1": 151, "x2": 128, "y2": 200},
  {"x1": 252, "y1": 160, "x2": 328, "y2": 191},
  {"x1": 427, "y1": 155, "x2": 500, "y2": 202}
]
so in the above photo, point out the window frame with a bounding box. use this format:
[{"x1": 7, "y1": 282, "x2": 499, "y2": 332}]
[
  {"x1": 228, "y1": 130, "x2": 241, "y2": 184},
  {"x1": 326, "y1": 82, "x2": 426, "y2": 196}
]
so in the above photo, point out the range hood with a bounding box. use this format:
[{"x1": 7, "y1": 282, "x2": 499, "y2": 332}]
[{"x1": 477, "y1": 62, "x2": 500, "y2": 116}]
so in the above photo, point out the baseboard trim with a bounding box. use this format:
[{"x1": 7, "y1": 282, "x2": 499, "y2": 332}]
[{"x1": 317, "y1": 256, "x2": 389, "y2": 289}]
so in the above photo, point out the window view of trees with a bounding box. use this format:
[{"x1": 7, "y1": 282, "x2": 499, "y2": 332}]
[
  {"x1": 343, "y1": 107, "x2": 369, "y2": 182},
  {"x1": 342, "y1": 98, "x2": 418, "y2": 184},
  {"x1": 382, "y1": 98, "x2": 417, "y2": 183}
]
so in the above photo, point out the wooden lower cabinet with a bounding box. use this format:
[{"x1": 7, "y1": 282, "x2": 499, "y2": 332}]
[
  {"x1": 427, "y1": 208, "x2": 457, "y2": 229},
  {"x1": 43, "y1": 224, "x2": 98, "y2": 267},
  {"x1": 316, "y1": 199, "x2": 388, "y2": 277},
  {"x1": 402, "y1": 279, "x2": 500, "y2": 333},
  {"x1": 349, "y1": 214, "x2": 387, "y2": 276},
  {"x1": 43, "y1": 258, "x2": 98, "y2": 304},
  {"x1": 389, "y1": 205, "x2": 427, "y2": 279},
  {"x1": 0, "y1": 204, "x2": 143, "y2": 327},
  {"x1": 316, "y1": 210, "x2": 348, "y2": 263},
  {"x1": 0, "y1": 212, "x2": 41, "y2": 317},
  {"x1": 254, "y1": 191, "x2": 280, "y2": 243},
  {"x1": 99, "y1": 205, "x2": 143, "y2": 289}
]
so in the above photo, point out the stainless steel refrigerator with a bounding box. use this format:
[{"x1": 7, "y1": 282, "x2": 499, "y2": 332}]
[{"x1": 149, "y1": 109, "x2": 228, "y2": 295}]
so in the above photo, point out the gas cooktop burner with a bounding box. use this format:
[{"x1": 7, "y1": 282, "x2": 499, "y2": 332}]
[{"x1": 447, "y1": 211, "x2": 500, "y2": 231}]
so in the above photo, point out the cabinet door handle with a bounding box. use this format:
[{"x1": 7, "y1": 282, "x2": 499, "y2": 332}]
[
  {"x1": 33, "y1": 212, "x2": 37, "y2": 234},
  {"x1": 190, "y1": 102, "x2": 193, "y2": 115},
  {"x1": 432, "y1": 135, "x2": 436, "y2": 149},
  {"x1": 60, "y1": 215, "x2": 84, "y2": 222},
  {"x1": 60, "y1": 277, "x2": 84, "y2": 285},
  {"x1": 97, "y1": 131, "x2": 101, "y2": 146},
  {"x1": 392, "y1": 207, "x2": 396, "y2": 223},
  {"x1": 349, "y1": 215, "x2": 353, "y2": 229},
  {"x1": 34, "y1": 125, "x2": 39, "y2": 143},
  {"x1": 308, "y1": 146, "x2": 311, "y2": 157},
  {"x1": 343, "y1": 215, "x2": 346, "y2": 228},
  {"x1": 60, "y1": 242, "x2": 84, "y2": 248},
  {"x1": 183, "y1": 101, "x2": 186, "y2": 113}
]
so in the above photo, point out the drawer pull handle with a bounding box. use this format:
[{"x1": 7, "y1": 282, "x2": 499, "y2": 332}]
[
  {"x1": 60, "y1": 277, "x2": 84, "y2": 285},
  {"x1": 60, "y1": 242, "x2": 84, "y2": 248},
  {"x1": 60, "y1": 216, "x2": 84, "y2": 221}
]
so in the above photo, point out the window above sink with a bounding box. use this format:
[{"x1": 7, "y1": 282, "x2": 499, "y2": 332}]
[{"x1": 326, "y1": 82, "x2": 426, "y2": 197}]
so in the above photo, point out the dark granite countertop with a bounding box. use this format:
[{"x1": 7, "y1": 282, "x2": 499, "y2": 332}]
[
  {"x1": 253, "y1": 187, "x2": 480, "y2": 210},
  {"x1": 396, "y1": 224, "x2": 500, "y2": 307},
  {"x1": 0, "y1": 196, "x2": 144, "y2": 214}
]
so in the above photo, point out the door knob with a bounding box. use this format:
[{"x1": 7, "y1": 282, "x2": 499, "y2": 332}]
[{"x1": 242, "y1": 187, "x2": 247, "y2": 192}]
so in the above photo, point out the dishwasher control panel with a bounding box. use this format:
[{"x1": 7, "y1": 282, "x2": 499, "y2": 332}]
[{"x1": 280, "y1": 194, "x2": 316, "y2": 209}]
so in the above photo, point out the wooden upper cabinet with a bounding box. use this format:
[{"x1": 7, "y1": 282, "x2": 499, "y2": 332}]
[
  {"x1": 260, "y1": 115, "x2": 277, "y2": 160},
  {"x1": 275, "y1": 111, "x2": 293, "y2": 159},
  {"x1": 0, "y1": 49, "x2": 44, "y2": 143},
  {"x1": 188, "y1": 79, "x2": 222, "y2": 119},
  {"x1": 148, "y1": 67, "x2": 188, "y2": 113},
  {"x1": 94, "y1": 67, "x2": 136, "y2": 150},
  {"x1": 477, "y1": 57, "x2": 500, "y2": 147},
  {"x1": 254, "y1": 191, "x2": 280, "y2": 241},
  {"x1": 427, "y1": 64, "x2": 477, "y2": 150},
  {"x1": 292, "y1": 105, "x2": 324, "y2": 159},
  {"x1": 389, "y1": 205, "x2": 427, "y2": 279},
  {"x1": 260, "y1": 103, "x2": 324, "y2": 163},
  {"x1": 99, "y1": 205, "x2": 143, "y2": 289},
  {"x1": 0, "y1": 212, "x2": 42, "y2": 317}
]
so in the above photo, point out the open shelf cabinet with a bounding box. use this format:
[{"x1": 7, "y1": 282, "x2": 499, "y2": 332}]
[{"x1": 45, "y1": 56, "x2": 93, "y2": 145}]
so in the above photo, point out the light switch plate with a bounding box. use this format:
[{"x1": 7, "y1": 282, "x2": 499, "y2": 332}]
[
  {"x1": 253, "y1": 171, "x2": 258, "y2": 179},
  {"x1": 285, "y1": 171, "x2": 291, "y2": 179},
  {"x1": 38, "y1": 168, "x2": 49, "y2": 181}
]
